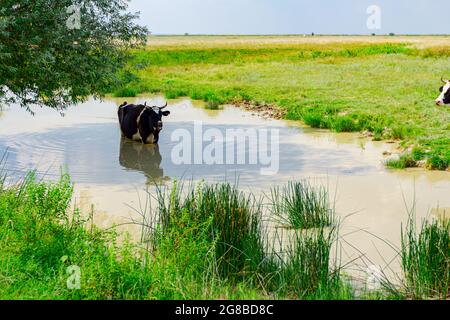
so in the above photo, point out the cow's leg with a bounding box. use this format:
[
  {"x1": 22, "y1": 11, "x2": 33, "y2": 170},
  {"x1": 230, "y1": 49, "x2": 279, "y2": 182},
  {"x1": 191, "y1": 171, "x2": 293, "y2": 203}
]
[
  {"x1": 140, "y1": 132, "x2": 147, "y2": 144},
  {"x1": 131, "y1": 131, "x2": 142, "y2": 141},
  {"x1": 152, "y1": 132, "x2": 160, "y2": 144}
]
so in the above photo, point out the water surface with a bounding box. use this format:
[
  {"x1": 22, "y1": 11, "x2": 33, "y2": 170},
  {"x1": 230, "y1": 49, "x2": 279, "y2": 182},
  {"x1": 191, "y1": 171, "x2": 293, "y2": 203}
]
[{"x1": 0, "y1": 96, "x2": 448, "y2": 279}]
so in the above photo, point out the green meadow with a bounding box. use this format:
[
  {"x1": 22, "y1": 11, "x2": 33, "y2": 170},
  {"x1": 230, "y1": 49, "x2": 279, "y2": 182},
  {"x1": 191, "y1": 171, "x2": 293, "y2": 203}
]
[{"x1": 114, "y1": 36, "x2": 450, "y2": 170}]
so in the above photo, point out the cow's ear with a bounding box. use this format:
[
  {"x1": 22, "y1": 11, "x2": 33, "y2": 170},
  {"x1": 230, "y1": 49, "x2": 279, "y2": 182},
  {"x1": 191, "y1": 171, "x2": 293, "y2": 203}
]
[
  {"x1": 162, "y1": 111, "x2": 171, "y2": 116},
  {"x1": 440, "y1": 86, "x2": 443, "y2": 92}
]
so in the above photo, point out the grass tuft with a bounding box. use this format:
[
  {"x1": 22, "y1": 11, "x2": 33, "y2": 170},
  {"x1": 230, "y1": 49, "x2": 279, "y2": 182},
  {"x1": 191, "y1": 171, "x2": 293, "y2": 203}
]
[
  {"x1": 401, "y1": 216, "x2": 449, "y2": 299},
  {"x1": 151, "y1": 181, "x2": 267, "y2": 282},
  {"x1": 385, "y1": 153, "x2": 417, "y2": 169},
  {"x1": 266, "y1": 226, "x2": 351, "y2": 299},
  {"x1": 426, "y1": 153, "x2": 449, "y2": 171},
  {"x1": 270, "y1": 181, "x2": 334, "y2": 230}
]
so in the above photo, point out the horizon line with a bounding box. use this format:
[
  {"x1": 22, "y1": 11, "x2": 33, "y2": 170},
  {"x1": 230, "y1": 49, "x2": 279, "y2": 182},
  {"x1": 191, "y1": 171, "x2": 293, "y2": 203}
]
[{"x1": 149, "y1": 33, "x2": 450, "y2": 37}]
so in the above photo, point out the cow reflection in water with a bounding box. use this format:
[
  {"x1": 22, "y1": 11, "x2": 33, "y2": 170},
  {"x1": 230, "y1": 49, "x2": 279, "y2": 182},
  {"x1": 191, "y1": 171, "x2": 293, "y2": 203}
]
[{"x1": 119, "y1": 138, "x2": 168, "y2": 183}]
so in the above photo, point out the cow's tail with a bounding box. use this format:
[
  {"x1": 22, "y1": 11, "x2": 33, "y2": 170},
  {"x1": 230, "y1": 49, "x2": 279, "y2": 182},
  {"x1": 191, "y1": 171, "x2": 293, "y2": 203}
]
[
  {"x1": 119, "y1": 101, "x2": 128, "y2": 109},
  {"x1": 118, "y1": 102, "x2": 128, "y2": 132}
]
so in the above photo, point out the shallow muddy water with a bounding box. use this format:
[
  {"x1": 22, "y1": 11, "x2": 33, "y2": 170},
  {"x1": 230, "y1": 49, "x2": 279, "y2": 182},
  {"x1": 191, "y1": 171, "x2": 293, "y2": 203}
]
[{"x1": 0, "y1": 96, "x2": 448, "y2": 281}]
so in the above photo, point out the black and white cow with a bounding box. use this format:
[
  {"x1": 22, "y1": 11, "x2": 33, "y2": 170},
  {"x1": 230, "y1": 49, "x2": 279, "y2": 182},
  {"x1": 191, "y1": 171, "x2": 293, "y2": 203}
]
[
  {"x1": 436, "y1": 77, "x2": 450, "y2": 106},
  {"x1": 118, "y1": 101, "x2": 170, "y2": 144}
]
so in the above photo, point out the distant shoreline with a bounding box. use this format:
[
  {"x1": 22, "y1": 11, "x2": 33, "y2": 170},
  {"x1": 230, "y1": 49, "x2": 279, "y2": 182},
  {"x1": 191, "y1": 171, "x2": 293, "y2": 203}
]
[{"x1": 149, "y1": 34, "x2": 450, "y2": 37}]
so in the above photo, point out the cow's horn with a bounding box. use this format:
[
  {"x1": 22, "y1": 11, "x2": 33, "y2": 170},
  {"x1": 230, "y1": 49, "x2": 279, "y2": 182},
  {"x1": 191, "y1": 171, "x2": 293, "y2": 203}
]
[
  {"x1": 441, "y1": 76, "x2": 448, "y2": 83},
  {"x1": 159, "y1": 102, "x2": 168, "y2": 110}
]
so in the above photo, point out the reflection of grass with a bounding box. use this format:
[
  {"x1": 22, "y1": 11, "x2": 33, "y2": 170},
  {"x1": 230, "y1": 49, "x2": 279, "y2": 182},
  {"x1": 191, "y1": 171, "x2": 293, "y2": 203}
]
[
  {"x1": 113, "y1": 36, "x2": 449, "y2": 170},
  {"x1": 205, "y1": 101, "x2": 221, "y2": 110}
]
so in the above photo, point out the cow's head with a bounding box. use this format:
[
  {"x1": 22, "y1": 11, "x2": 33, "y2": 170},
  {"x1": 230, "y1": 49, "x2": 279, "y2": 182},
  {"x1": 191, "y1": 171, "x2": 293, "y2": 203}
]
[
  {"x1": 436, "y1": 77, "x2": 450, "y2": 106},
  {"x1": 142, "y1": 102, "x2": 171, "y2": 131}
]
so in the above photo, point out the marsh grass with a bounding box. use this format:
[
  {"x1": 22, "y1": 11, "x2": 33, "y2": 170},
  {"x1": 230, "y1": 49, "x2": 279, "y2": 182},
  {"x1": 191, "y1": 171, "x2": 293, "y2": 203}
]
[
  {"x1": 385, "y1": 153, "x2": 417, "y2": 169},
  {"x1": 426, "y1": 152, "x2": 449, "y2": 171},
  {"x1": 1, "y1": 170, "x2": 446, "y2": 300},
  {"x1": 270, "y1": 181, "x2": 334, "y2": 229},
  {"x1": 265, "y1": 226, "x2": 351, "y2": 299},
  {"x1": 0, "y1": 172, "x2": 165, "y2": 299},
  {"x1": 333, "y1": 116, "x2": 360, "y2": 133},
  {"x1": 401, "y1": 216, "x2": 449, "y2": 299},
  {"x1": 146, "y1": 179, "x2": 351, "y2": 299},
  {"x1": 0, "y1": 173, "x2": 272, "y2": 299},
  {"x1": 0, "y1": 172, "x2": 349, "y2": 299},
  {"x1": 386, "y1": 148, "x2": 449, "y2": 170},
  {"x1": 302, "y1": 111, "x2": 330, "y2": 129},
  {"x1": 411, "y1": 147, "x2": 426, "y2": 161},
  {"x1": 150, "y1": 181, "x2": 267, "y2": 282}
]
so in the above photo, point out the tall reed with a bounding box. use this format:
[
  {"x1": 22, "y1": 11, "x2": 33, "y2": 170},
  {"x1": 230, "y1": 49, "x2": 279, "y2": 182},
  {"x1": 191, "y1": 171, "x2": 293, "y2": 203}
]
[
  {"x1": 270, "y1": 181, "x2": 334, "y2": 229},
  {"x1": 150, "y1": 181, "x2": 267, "y2": 282},
  {"x1": 264, "y1": 224, "x2": 350, "y2": 299},
  {"x1": 401, "y1": 216, "x2": 449, "y2": 299},
  {"x1": 148, "y1": 180, "x2": 348, "y2": 298}
]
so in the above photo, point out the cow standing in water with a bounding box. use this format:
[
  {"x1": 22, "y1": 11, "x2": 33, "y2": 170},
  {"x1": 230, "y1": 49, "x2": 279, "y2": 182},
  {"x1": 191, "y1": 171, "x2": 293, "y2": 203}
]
[
  {"x1": 118, "y1": 101, "x2": 170, "y2": 144},
  {"x1": 436, "y1": 77, "x2": 450, "y2": 106}
]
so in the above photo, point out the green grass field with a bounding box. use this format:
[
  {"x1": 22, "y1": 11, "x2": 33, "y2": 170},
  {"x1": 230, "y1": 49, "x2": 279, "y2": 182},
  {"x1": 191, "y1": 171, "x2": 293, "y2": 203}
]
[{"x1": 114, "y1": 35, "x2": 450, "y2": 170}]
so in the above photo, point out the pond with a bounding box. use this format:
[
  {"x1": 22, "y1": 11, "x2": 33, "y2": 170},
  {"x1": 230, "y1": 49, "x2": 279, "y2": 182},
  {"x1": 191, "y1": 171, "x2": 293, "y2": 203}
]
[{"x1": 0, "y1": 96, "x2": 448, "y2": 279}]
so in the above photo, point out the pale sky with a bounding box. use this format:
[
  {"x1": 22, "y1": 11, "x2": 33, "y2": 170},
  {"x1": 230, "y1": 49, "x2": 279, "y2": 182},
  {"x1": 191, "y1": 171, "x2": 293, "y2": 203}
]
[{"x1": 128, "y1": 0, "x2": 450, "y2": 35}]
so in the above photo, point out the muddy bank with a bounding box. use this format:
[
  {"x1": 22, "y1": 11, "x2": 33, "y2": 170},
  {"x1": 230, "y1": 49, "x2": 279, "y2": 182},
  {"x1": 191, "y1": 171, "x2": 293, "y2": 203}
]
[
  {"x1": 234, "y1": 101, "x2": 446, "y2": 171},
  {"x1": 238, "y1": 101, "x2": 286, "y2": 120}
]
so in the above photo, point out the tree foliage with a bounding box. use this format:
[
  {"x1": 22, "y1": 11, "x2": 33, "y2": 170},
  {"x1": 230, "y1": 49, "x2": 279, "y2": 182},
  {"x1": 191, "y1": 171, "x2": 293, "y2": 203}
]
[{"x1": 0, "y1": 0, "x2": 147, "y2": 111}]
